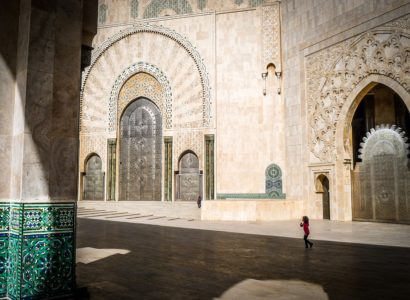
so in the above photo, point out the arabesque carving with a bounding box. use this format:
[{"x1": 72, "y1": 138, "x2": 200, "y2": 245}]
[
  {"x1": 262, "y1": 4, "x2": 281, "y2": 71},
  {"x1": 306, "y1": 17, "x2": 410, "y2": 162},
  {"x1": 81, "y1": 23, "x2": 211, "y2": 127},
  {"x1": 110, "y1": 62, "x2": 171, "y2": 130}
]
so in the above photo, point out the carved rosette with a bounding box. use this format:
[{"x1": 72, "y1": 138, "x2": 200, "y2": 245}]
[
  {"x1": 306, "y1": 16, "x2": 410, "y2": 162},
  {"x1": 262, "y1": 3, "x2": 281, "y2": 71}
]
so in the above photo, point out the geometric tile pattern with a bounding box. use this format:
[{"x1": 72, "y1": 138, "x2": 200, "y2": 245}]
[
  {"x1": 143, "y1": 0, "x2": 192, "y2": 19},
  {"x1": 0, "y1": 234, "x2": 8, "y2": 297},
  {"x1": 0, "y1": 202, "x2": 75, "y2": 300},
  {"x1": 265, "y1": 163, "x2": 285, "y2": 199}
]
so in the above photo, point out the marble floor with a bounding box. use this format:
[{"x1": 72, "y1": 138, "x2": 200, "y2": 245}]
[
  {"x1": 75, "y1": 215, "x2": 410, "y2": 300},
  {"x1": 77, "y1": 202, "x2": 410, "y2": 248}
]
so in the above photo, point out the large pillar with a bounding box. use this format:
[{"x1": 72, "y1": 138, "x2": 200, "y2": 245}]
[{"x1": 0, "y1": 0, "x2": 97, "y2": 298}]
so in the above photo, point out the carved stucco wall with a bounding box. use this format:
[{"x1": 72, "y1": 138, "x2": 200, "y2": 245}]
[
  {"x1": 80, "y1": 23, "x2": 211, "y2": 173},
  {"x1": 306, "y1": 15, "x2": 410, "y2": 163},
  {"x1": 262, "y1": 3, "x2": 281, "y2": 71},
  {"x1": 117, "y1": 72, "x2": 165, "y2": 127},
  {"x1": 111, "y1": 62, "x2": 171, "y2": 131}
]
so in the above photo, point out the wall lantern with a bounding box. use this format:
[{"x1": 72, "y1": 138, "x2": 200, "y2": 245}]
[{"x1": 261, "y1": 72, "x2": 268, "y2": 96}]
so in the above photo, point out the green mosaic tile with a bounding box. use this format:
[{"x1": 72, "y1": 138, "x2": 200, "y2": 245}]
[
  {"x1": 265, "y1": 163, "x2": 285, "y2": 198},
  {"x1": 217, "y1": 193, "x2": 274, "y2": 199},
  {"x1": 98, "y1": 4, "x2": 107, "y2": 24},
  {"x1": 130, "y1": 0, "x2": 139, "y2": 18},
  {"x1": 143, "y1": 0, "x2": 193, "y2": 19},
  {"x1": 3, "y1": 202, "x2": 75, "y2": 299},
  {"x1": 249, "y1": 0, "x2": 265, "y2": 7},
  {"x1": 0, "y1": 235, "x2": 9, "y2": 297},
  {"x1": 23, "y1": 206, "x2": 74, "y2": 232},
  {"x1": 7, "y1": 234, "x2": 22, "y2": 300},
  {"x1": 10, "y1": 206, "x2": 22, "y2": 233},
  {"x1": 198, "y1": 0, "x2": 207, "y2": 10},
  {"x1": 0, "y1": 206, "x2": 10, "y2": 232},
  {"x1": 20, "y1": 233, "x2": 74, "y2": 299}
]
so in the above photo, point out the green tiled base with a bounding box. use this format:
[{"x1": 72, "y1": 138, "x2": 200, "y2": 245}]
[
  {"x1": 0, "y1": 234, "x2": 8, "y2": 297},
  {"x1": 217, "y1": 193, "x2": 286, "y2": 200},
  {"x1": 0, "y1": 202, "x2": 75, "y2": 300}
]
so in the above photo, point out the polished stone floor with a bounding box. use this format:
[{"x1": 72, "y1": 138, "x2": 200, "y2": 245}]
[{"x1": 76, "y1": 218, "x2": 410, "y2": 300}]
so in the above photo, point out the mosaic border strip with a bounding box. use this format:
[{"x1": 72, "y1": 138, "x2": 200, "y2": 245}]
[{"x1": 217, "y1": 193, "x2": 286, "y2": 200}]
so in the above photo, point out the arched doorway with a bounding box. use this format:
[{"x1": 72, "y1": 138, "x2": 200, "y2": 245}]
[
  {"x1": 83, "y1": 154, "x2": 104, "y2": 200},
  {"x1": 351, "y1": 84, "x2": 410, "y2": 223},
  {"x1": 176, "y1": 151, "x2": 202, "y2": 201},
  {"x1": 316, "y1": 175, "x2": 330, "y2": 220},
  {"x1": 119, "y1": 98, "x2": 162, "y2": 201}
]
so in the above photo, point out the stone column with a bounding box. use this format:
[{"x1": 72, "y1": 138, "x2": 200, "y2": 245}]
[
  {"x1": 205, "y1": 135, "x2": 215, "y2": 200},
  {"x1": 0, "y1": 1, "x2": 95, "y2": 298},
  {"x1": 164, "y1": 137, "x2": 173, "y2": 201}
]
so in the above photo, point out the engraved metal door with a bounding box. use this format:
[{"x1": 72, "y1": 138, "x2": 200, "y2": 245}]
[
  {"x1": 119, "y1": 98, "x2": 162, "y2": 200},
  {"x1": 176, "y1": 152, "x2": 201, "y2": 201},
  {"x1": 352, "y1": 125, "x2": 410, "y2": 223},
  {"x1": 83, "y1": 155, "x2": 104, "y2": 200}
]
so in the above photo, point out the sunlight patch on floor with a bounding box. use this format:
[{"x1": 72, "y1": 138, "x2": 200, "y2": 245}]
[
  {"x1": 76, "y1": 247, "x2": 130, "y2": 264},
  {"x1": 215, "y1": 279, "x2": 329, "y2": 300}
]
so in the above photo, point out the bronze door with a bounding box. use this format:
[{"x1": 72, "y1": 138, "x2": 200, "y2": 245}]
[
  {"x1": 119, "y1": 98, "x2": 162, "y2": 200},
  {"x1": 176, "y1": 152, "x2": 201, "y2": 201},
  {"x1": 83, "y1": 155, "x2": 104, "y2": 200},
  {"x1": 322, "y1": 177, "x2": 330, "y2": 219}
]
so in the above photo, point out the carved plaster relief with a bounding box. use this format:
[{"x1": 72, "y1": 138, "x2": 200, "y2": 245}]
[
  {"x1": 262, "y1": 3, "x2": 281, "y2": 71},
  {"x1": 79, "y1": 135, "x2": 107, "y2": 172},
  {"x1": 80, "y1": 23, "x2": 211, "y2": 135},
  {"x1": 111, "y1": 62, "x2": 171, "y2": 131},
  {"x1": 306, "y1": 15, "x2": 410, "y2": 162},
  {"x1": 174, "y1": 131, "x2": 203, "y2": 170}
]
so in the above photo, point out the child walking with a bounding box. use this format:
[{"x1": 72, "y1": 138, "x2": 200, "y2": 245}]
[{"x1": 300, "y1": 216, "x2": 313, "y2": 248}]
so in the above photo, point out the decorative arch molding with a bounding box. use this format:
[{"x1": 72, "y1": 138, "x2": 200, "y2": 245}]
[
  {"x1": 81, "y1": 23, "x2": 211, "y2": 127},
  {"x1": 314, "y1": 173, "x2": 329, "y2": 193},
  {"x1": 109, "y1": 62, "x2": 172, "y2": 131},
  {"x1": 358, "y1": 124, "x2": 409, "y2": 162},
  {"x1": 336, "y1": 74, "x2": 410, "y2": 160},
  {"x1": 306, "y1": 21, "x2": 410, "y2": 162}
]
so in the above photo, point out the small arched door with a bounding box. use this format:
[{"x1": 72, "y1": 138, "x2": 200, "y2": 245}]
[
  {"x1": 322, "y1": 176, "x2": 330, "y2": 220},
  {"x1": 83, "y1": 155, "x2": 104, "y2": 200},
  {"x1": 176, "y1": 151, "x2": 202, "y2": 201}
]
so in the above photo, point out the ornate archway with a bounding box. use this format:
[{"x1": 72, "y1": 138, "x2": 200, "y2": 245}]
[
  {"x1": 306, "y1": 18, "x2": 410, "y2": 220},
  {"x1": 347, "y1": 84, "x2": 410, "y2": 223}
]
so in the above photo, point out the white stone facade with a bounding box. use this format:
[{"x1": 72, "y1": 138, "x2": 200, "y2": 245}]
[{"x1": 80, "y1": 0, "x2": 410, "y2": 222}]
